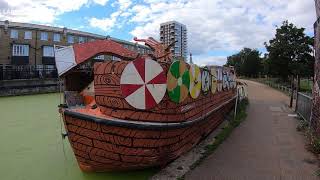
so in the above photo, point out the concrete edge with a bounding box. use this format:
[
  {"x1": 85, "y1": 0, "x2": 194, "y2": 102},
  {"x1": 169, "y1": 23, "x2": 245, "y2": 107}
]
[{"x1": 150, "y1": 120, "x2": 230, "y2": 180}]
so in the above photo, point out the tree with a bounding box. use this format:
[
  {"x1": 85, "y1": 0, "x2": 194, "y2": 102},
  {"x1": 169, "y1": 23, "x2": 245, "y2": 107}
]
[
  {"x1": 226, "y1": 48, "x2": 262, "y2": 77},
  {"x1": 264, "y1": 21, "x2": 314, "y2": 80}
]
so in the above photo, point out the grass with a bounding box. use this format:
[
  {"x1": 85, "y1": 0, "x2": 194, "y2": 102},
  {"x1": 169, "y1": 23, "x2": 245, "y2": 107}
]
[
  {"x1": 300, "y1": 79, "x2": 313, "y2": 92},
  {"x1": 180, "y1": 98, "x2": 249, "y2": 179},
  {"x1": 250, "y1": 77, "x2": 313, "y2": 93},
  {"x1": 296, "y1": 117, "x2": 320, "y2": 176}
]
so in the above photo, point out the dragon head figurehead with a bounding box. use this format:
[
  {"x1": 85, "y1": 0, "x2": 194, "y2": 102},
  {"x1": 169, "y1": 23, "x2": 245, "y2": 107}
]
[{"x1": 134, "y1": 37, "x2": 175, "y2": 63}]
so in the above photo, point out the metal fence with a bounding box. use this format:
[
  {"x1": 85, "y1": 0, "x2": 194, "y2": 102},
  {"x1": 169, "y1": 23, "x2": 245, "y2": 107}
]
[
  {"x1": 263, "y1": 80, "x2": 296, "y2": 98},
  {"x1": 0, "y1": 65, "x2": 58, "y2": 80},
  {"x1": 296, "y1": 92, "x2": 313, "y2": 123},
  {"x1": 253, "y1": 78, "x2": 313, "y2": 122}
]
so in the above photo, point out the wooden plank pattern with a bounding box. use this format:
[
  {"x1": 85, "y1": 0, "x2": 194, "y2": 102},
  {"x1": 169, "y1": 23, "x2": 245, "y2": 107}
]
[
  {"x1": 94, "y1": 60, "x2": 236, "y2": 123},
  {"x1": 64, "y1": 100, "x2": 234, "y2": 171}
]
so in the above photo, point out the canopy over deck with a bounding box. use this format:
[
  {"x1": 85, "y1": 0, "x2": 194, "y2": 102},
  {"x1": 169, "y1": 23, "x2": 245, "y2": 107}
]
[{"x1": 54, "y1": 39, "x2": 138, "y2": 76}]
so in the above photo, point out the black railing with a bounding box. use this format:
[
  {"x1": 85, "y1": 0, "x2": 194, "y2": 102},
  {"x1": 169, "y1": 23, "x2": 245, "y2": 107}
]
[{"x1": 0, "y1": 65, "x2": 58, "y2": 80}]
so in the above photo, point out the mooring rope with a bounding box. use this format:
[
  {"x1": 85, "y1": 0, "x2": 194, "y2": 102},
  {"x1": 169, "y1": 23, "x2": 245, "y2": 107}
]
[{"x1": 57, "y1": 78, "x2": 70, "y2": 178}]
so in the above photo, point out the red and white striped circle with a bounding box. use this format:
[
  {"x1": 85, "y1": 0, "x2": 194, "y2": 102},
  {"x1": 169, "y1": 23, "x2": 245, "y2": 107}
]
[{"x1": 120, "y1": 57, "x2": 167, "y2": 110}]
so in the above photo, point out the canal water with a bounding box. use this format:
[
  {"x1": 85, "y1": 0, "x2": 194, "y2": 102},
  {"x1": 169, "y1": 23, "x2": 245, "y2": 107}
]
[{"x1": 0, "y1": 93, "x2": 156, "y2": 180}]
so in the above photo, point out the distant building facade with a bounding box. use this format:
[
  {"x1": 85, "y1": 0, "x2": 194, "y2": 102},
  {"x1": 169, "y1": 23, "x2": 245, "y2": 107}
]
[
  {"x1": 0, "y1": 20, "x2": 152, "y2": 80},
  {"x1": 160, "y1": 21, "x2": 187, "y2": 59}
]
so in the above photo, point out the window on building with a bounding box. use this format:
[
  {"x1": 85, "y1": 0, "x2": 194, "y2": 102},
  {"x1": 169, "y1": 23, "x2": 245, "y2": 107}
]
[
  {"x1": 123, "y1": 44, "x2": 129, "y2": 49},
  {"x1": 53, "y1": 33, "x2": 61, "y2": 42},
  {"x1": 79, "y1": 36, "x2": 86, "y2": 43},
  {"x1": 94, "y1": 55, "x2": 104, "y2": 60},
  {"x1": 12, "y1": 44, "x2": 29, "y2": 56},
  {"x1": 67, "y1": 35, "x2": 74, "y2": 43},
  {"x1": 24, "y1": 31, "x2": 32, "y2": 40},
  {"x1": 43, "y1": 46, "x2": 54, "y2": 57},
  {"x1": 112, "y1": 56, "x2": 121, "y2": 61},
  {"x1": 40, "y1": 32, "x2": 48, "y2": 41},
  {"x1": 10, "y1": 29, "x2": 18, "y2": 39}
]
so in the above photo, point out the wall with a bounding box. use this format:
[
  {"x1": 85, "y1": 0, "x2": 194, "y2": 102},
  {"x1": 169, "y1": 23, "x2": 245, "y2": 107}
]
[{"x1": 0, "y1": 79, "x2": 60, "y2": 96}]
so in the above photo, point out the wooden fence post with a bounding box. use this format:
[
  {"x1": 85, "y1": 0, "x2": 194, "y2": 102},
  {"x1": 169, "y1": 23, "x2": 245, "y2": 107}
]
[
  {"x1": 290, "y1": 75, "x2": 294, "y2": 108},
  {"x1": 295, "y1": 75, "x2": 300, "y2": 112}
]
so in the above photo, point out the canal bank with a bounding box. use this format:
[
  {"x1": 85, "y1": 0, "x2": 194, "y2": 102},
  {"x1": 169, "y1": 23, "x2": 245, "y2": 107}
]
[
  {"x1": 0, "y1": 93, "x2": 156, "y2": 180},
  {"x1": 0, "y1": 79, "x2": 60, "y2": 96}
]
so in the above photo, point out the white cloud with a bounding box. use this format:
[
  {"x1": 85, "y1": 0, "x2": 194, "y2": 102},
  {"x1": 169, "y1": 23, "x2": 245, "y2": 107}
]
[
  {"x1": 88, "y1": 0, "x2": 132, "y2": 32},
  {"x1": 117, "y1": 0, "x2": 132, "y2": 11},
  {"x1": 2, "y1": 0, "x2": 316, "y2": 66},
  {"x1": 0, "y1": 0, "x2": 109, "y2": 23},
  {"x1": 128, "y1": 0, "x2": 316, "y2": 56},
  {"x1": 92, "y1": 0, "x2": 109, "y2": 6},
  {"x1": 89, "y1": 11, "x2": 120, "y2": 31},
  {"x1": 193, "y1": 55, "x2": 227, "y2": 67}
]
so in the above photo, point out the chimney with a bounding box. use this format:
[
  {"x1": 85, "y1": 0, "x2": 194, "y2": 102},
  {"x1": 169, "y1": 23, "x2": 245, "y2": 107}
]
[{"x1": 4, "y1": 20, "x2": 9, "y2": 33}]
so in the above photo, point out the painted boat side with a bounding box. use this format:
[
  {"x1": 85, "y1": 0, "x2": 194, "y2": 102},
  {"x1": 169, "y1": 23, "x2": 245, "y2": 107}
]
[
  {"x1": 63, "y1": 98, "x2": 235, "y2": 172},
  {"x1": 94, "y1": 61, "x2": 236, "y2": 123}
]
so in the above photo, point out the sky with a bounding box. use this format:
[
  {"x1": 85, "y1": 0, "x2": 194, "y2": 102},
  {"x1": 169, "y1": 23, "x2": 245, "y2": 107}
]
[{"x1": 0, "y1": 0, "x2": 317, "y2": 66}]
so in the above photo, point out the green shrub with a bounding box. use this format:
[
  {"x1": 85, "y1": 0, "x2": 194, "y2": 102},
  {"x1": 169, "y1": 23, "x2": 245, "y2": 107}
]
[{"x1": 306, "y1": 129, "x2": 320, "y2": 154}]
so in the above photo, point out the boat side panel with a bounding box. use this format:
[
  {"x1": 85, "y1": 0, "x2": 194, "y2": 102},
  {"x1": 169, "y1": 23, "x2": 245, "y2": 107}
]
[
  {"x1": 94, "y1": 61, "x2": 236, "y2": 123},
  {"x1": 63, "y1": 100, "x2": 234, "y2": 172}
]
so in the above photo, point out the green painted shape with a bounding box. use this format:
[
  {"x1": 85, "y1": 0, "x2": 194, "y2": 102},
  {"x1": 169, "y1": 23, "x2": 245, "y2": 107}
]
[
  {"x1": 170, "y1": 61, "x2": 180, "y2": 79},
  {"x1": 168, "y1": 86, "x2": 181, "y2": 103},
  {"x1": 0, "y1": 93, "x2": 157, "y2": 180},
  {"x1": 181, "y1": 71, "x2": 190, "y2": 88}
]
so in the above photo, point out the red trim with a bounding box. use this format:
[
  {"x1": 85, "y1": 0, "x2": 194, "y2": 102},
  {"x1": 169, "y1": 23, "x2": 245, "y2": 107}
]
[{"x1": 73, "y1": 40, "x2": 138, "y2": 64}]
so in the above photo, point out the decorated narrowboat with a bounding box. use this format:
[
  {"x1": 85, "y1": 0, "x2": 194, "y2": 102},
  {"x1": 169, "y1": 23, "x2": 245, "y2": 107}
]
[{"x1": 55, "y1": 37, "x2": 237, "y2": 172}]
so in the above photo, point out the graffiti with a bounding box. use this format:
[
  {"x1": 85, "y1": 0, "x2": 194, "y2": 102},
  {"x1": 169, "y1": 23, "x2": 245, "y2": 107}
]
[
  {"x1": 229, "y1": 69, "x2": 236, "y2": 89},
  {"x1": 222, "y1": 68, "x2": 230, "y2": 91},
  {"x1": 210, "y1": 67, "x2": 218, "y2": 94},
  {"x1": 221, "y1": 67, "x2": 236, "y2": 91},
  {"x1": 216, "y1": 67, "x2": 223, "y2": 92},
  {"x1": 201, "y1": 67, "x2": 211, "y2": 94},
  {"x1": 189, "y1": 64, "x2": 202, "y2": 99}
]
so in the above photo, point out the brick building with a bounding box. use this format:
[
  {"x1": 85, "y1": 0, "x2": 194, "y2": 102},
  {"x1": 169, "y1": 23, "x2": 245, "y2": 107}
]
[
  {"x1": 312, "y1": 0, "x2": 320, "y2": 134},
  {"x1": 0, "y1": 20, "x2": 152, "y2": 80}
]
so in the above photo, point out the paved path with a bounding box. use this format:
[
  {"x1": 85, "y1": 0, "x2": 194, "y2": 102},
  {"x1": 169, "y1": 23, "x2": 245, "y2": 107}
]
[{"x1": 186, "y1": 80, "x2": 318, "y2": 180}]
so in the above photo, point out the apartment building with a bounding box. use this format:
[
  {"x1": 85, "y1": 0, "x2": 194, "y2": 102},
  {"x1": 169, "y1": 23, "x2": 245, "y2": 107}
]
[
  {"x1": 0, "y1": 20, "x2": 152, "y2": 79},
  {"x1": 160, "y1": 21, "x2": 187, "y2": 59}
]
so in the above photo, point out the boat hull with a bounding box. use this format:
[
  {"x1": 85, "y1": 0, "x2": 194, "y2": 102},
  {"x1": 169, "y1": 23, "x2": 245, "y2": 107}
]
[{"x1": 62, "y1": 98, "x2": 235, "y2": 172}]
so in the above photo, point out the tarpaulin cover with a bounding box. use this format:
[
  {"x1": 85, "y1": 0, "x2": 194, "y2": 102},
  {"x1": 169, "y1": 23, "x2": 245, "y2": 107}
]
[{"x1": 54, "y1": 40, "x2": 138, "y2": 76}]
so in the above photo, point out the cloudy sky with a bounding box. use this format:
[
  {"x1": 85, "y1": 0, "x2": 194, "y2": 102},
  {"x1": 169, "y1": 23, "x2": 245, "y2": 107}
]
[{"x1": 0, "y1": 0, "x2": 317, "y2": 65}]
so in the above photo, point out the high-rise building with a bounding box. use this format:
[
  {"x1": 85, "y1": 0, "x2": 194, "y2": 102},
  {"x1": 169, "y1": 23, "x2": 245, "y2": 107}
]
[{"x1": 160, "y1": 21, "x2": 187, "y2": 59}]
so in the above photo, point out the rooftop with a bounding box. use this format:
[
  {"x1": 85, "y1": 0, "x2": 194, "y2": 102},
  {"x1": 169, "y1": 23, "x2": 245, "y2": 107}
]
[{"x1": 0, "y1": 20, "x2": 149, "y2": 49}]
